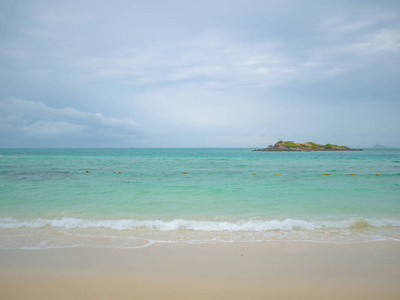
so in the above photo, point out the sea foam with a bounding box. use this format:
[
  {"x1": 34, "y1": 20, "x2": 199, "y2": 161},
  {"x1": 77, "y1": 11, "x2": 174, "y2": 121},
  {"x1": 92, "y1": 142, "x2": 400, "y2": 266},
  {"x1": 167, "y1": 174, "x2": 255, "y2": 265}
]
[{"x1": 1, "y1": 217, "x2": 399, "y2": 231}]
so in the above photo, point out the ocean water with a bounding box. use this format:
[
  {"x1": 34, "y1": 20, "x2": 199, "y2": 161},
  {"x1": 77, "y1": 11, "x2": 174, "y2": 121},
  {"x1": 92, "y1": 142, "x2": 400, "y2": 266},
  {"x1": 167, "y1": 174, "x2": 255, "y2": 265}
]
[{"x1": 0, "y1": 148, "x2": 399, "y2": 249}]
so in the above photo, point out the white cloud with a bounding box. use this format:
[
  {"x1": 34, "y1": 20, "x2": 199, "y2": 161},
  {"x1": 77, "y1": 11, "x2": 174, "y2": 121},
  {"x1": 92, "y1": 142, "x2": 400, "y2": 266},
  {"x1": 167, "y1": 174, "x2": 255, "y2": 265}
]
[
  {"x1": 60, "y1": 22, "x2": 400, "y2": 91},
  {"x1": 301, "y1": 20, "x2": 400, "y2": 82},
  {"x1": 0, "y1": 98, "x2": 141, "y2": 147},
  {"x1": 61, "y1": 31, "x2": 298, "y2": 89},
  {"x1": 320, "y1": 13, "x2": 396, "y2": 35},
  {"x1": 130, "y1": 86, "x2": 278, "y2": 130},
  {"x1": 2, "y1": 2, "x2": 399, "y2": 95},
  {"x1": 346, "y1": 28, "x2": 400, "y2": 55},
  {"x1": 22, "y1": 121, "x2": 84, "y2": 137}
]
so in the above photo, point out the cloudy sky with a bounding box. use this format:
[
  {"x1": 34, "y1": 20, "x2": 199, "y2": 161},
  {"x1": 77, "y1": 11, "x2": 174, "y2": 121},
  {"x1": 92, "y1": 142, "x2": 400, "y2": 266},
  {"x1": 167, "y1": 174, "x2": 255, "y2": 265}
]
[{"x1": 1, "y1": 0, "x2": 399, "y2": 148}]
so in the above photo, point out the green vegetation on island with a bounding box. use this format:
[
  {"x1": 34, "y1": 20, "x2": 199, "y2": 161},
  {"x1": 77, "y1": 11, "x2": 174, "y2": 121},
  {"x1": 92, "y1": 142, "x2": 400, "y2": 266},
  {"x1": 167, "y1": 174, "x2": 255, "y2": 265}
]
[{"x1": 254, "y1": 140, "x2": 362, "y2": 152}]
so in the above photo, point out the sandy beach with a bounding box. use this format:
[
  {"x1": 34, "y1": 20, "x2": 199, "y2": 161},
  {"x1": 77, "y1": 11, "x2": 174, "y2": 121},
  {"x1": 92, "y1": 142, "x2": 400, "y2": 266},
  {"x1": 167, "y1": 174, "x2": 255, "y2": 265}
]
[{"x1": 1, "y1": 241, "x2": 399, "y2": 299}]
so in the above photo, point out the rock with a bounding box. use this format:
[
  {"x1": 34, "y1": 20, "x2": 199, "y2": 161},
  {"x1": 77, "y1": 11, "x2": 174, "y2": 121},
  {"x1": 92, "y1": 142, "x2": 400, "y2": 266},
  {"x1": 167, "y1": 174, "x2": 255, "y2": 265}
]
[{"x1": 253, "y1": 141, "x2": 363, "y2": 152}]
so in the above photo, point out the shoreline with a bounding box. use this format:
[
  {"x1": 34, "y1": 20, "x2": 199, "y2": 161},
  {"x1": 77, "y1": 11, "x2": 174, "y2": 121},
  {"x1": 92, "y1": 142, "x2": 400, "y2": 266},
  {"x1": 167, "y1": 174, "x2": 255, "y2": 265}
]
[{"x1": 1, "y1": 241, "x2": 399, "y2": 299}]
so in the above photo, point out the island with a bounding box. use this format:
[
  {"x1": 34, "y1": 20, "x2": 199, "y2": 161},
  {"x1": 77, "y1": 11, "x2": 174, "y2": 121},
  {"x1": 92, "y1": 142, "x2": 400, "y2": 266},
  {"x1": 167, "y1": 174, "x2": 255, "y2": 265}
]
[
  {"x1": 372, "y1": 144, "x2": 386, "y2": 149},
  {"x1": 254, "y1": 140, "x2": 363, "y2": 152}
]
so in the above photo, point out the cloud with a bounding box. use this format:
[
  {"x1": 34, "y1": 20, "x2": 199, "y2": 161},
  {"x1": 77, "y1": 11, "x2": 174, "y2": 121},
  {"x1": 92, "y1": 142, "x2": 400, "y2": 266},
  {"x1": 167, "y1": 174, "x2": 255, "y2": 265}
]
[
  {"x1": 300, "y1": 15, "x2": 400, "y2": 83},
  {"x1": 346, "y1": 28, "x2": 400, "y2": 55},
  {"x1": 68, "y1": 32, "x2": 297, "y2": 89},
  {"x1": 320, "y1": 12, "x2": 396, "y2": 35},
  {"x1": 0, "y1": 1, "x2": 399, "y2": 148},
  {"x1": 9, "y1": 20, "x2": 396, "y2": 96},
  {"x1": 130, "y1": 85, "x2": 279, "y2": 130},
  {"x1": 2, "y1": 1, "x2": 399, "y2": 97},
  {"x1": 0, "y1": 98, "x2": 142, "y2": 147}
]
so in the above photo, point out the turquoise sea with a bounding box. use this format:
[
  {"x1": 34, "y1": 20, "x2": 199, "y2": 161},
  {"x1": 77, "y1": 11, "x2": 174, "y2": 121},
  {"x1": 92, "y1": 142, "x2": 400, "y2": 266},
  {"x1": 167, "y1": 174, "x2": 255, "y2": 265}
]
[{"x1": 0, "y1": 148, "x2": 399, "y2": 248}]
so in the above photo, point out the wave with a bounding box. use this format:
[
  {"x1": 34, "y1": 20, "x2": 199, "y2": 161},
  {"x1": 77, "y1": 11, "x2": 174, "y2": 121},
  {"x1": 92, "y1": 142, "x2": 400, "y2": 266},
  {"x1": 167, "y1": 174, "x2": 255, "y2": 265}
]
[{"x1": 1, "y1": 217, "x2": 399, "y2": 231}]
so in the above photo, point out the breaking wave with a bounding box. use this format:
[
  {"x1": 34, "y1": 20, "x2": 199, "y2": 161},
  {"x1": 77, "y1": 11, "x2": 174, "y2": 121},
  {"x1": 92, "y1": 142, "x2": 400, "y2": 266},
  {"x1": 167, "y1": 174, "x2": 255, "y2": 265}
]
[{"x1": 1, "y1": 217, "x2": 399, "y2": 231}]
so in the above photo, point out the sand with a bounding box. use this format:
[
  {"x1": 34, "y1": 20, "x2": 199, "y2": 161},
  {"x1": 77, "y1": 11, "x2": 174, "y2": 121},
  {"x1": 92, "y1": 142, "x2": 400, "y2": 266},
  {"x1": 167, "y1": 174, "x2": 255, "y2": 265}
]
[{"x1": 1, "y1": 241, "x2": 399, "y2": 299}]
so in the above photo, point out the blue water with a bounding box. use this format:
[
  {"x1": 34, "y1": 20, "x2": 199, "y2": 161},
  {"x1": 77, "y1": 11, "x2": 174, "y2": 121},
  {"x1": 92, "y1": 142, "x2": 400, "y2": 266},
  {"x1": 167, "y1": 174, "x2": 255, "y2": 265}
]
[{"x1": 0, "y1": 148, "x2": 399, "y2": 248}]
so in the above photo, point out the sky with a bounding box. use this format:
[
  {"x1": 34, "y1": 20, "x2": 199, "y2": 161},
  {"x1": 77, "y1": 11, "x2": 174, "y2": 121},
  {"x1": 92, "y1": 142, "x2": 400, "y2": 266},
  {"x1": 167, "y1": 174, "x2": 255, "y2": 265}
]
[{"x1": 0, "y1": 0, "x2": 399, "y2": 148}]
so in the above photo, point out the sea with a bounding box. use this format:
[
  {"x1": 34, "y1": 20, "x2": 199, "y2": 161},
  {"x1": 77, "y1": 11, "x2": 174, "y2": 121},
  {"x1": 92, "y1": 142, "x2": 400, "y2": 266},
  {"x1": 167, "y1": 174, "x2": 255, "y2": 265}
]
[{"x1": 0, "y1": 148, "x2": 399, "y2": 249}]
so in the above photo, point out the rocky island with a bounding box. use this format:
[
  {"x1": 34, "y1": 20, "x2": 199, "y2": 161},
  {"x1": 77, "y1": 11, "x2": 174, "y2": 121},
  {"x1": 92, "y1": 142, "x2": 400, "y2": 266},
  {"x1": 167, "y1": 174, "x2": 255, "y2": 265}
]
[{"x1": 254, "y1": 140, "x2": 363, "y2": 152}]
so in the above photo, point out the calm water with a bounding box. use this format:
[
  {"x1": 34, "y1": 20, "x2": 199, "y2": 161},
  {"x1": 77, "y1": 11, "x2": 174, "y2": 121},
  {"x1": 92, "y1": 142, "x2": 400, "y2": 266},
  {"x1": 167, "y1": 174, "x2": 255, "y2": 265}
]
[{"x1": 0, "y1": 148, "x2": 399, "y2": 248}]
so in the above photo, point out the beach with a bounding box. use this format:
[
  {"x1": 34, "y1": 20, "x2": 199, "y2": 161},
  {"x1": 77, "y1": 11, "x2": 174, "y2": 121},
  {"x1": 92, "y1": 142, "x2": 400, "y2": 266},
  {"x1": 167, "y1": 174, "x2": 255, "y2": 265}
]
[
  {"x1": 1, "y1": 148, "x2": 399, "y2": 298},
  {"x1": 2, "y1": 0, "x2": 400, "y2": 297},
  {"x1": 1, "y1": 241, "x2": 400, "y2": 299}
]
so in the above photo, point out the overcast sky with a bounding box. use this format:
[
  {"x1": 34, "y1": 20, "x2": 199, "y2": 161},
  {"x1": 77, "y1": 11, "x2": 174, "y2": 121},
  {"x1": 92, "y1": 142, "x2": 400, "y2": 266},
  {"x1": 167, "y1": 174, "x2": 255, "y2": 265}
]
[{"x1": 1, "y1": 0, "x2": 399, "y2": 148}]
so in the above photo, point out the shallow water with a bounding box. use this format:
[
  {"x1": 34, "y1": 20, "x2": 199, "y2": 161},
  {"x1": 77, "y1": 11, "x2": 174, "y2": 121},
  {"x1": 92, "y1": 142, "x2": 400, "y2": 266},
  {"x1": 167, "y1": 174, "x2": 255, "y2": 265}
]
[{"x1": 0, "y1": 148, "x2": 399, "y2": 248}]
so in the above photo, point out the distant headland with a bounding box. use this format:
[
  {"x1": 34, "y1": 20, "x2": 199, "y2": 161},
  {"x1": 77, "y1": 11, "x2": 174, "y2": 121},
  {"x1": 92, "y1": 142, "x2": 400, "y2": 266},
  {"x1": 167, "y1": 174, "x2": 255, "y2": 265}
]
[
  {"x1": 372, "y1": 144, "x2": 386, "y2": 149},
  {"x1": 254, "y1": 141, "x2": 363, "y2": 152}
]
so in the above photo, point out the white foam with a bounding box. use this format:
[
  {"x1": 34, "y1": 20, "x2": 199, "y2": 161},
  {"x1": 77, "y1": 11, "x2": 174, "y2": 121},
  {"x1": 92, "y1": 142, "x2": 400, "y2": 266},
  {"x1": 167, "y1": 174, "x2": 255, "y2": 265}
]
[
  {"x1": 1, "y1": 217, "x2": 399, "y2": 231},
  {"x1": 1, "y1": 216, "x2": 400, "y2": 249}
]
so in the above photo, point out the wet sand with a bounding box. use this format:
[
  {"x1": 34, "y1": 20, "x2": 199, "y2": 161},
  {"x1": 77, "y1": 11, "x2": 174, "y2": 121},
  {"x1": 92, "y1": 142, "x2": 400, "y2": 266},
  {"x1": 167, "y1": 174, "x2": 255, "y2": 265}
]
[{"x1": 1, "y1": 241, "x2": 399, "y2": 299}]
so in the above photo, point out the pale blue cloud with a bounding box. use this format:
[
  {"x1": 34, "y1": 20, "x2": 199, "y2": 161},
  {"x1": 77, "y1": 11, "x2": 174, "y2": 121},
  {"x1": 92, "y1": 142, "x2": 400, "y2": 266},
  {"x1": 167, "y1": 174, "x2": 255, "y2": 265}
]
[{"x1": 0, "y1": 98, "x2": 142, "y2": 147}]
